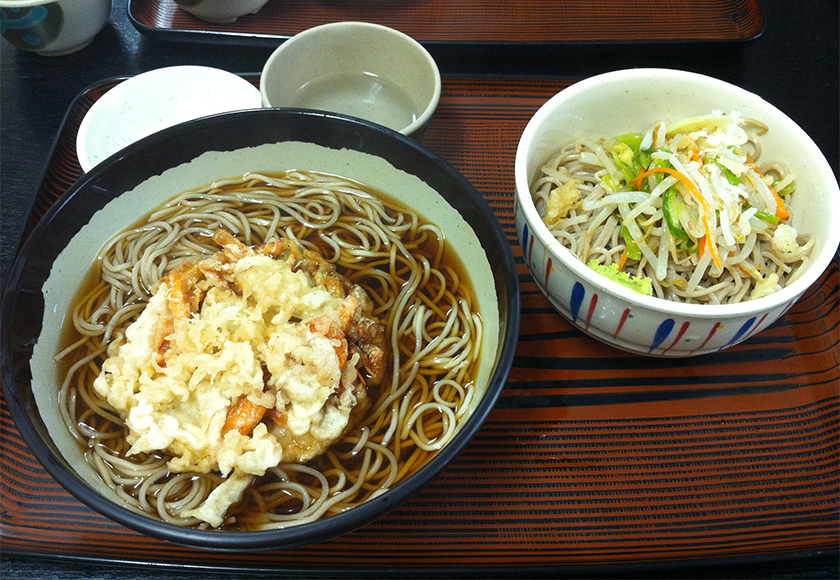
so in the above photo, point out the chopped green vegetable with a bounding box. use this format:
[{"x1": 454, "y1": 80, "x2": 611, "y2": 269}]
[
  {"x1": 601, "y1": 174, "x2": 621, "y2": 193},
  {"x1": 613, "y1": 133, "x2": 644, "y2": 150},
  {"x1": 754, "y1": 209, "x2": 780, "y2": 224},
  {"x1": 620, "y1": 225, "x2": 641, "y2": 260},
  {"x1": 743, "y1": 204, "x2": 780, "y2": 224},
  {"x1": 678, "y1": 239, "x2": 698, "y2": 253},
  {"x1": 637, "y1": 149, "x2": 652, "y2": 170},
  {"x1": 611, "y1": 133, "x2": 657, "y2": 189},
  {"x1": 651, "y1": 149, "x2": 672, "y2": 169},
  {"x1": 712, "y1": 158, "x2": 741, "y2": 185},
  {"x1": 587, "y1": 260, "x2": 653, "y2": 296},
  {"x1": 772, "y1": 179, "x2": 796, "y2": 196},
  {"x1": 663, "y1": 186, "x2": 690, "y2": 240},
  {"x1": 612, "y1": 142, "x2": 640, "y2": 184}
]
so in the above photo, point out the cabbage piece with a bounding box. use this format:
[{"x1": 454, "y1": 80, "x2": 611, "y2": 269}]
[{"x1": 587, "y1": 260, "x2": 653, "y2": 296}]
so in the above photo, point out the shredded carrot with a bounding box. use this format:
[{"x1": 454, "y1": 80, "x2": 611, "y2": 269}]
[
  {"x1": 691, "y1": 148, "x2": 701, "y2": 163},
  {"x1": 747, "y1": 154, "x2": 790, "y2": 220},
  {"x1": 630, "y1": 166, "x2": 722, "y2": 270},
  {"x1": 618, "y1": 247, "x2": 628, "y2": 271},
  {"x1": 697, "y1": 234, "x2": 707, "y2": 261},
  {"x1": 769, "y1": 187, "x2": 790, "y2": 220}
]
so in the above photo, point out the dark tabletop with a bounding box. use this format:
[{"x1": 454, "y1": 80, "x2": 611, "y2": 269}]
[{"x1": 1, "y1": 0, "x2": 838, "y2": 578}]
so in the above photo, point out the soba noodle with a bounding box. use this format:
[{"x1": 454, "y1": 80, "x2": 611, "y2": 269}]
[
  {"x1": 55, "y1": 170, "x2": 483, "y2": 530},
  {"x1": 531, "y1": 111, "x2": 814, "y2": 304}
]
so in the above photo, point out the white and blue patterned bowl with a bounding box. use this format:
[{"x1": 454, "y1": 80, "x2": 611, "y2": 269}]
[{"x1": 514, "y1": 68, "x2": 840, "y2": 357}]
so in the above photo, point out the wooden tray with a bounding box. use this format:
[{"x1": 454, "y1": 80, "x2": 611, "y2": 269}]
[
  {"x1": 128, "y1": 0, "x2": 765, "y2": 47},
  {"x1": 1, "y1": 74, "x2": 837, "y2": 574}
]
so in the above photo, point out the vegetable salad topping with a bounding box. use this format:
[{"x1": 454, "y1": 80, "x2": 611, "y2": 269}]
[{"x1": 532, "y1": 111, "x2": 814, "y2": 304}]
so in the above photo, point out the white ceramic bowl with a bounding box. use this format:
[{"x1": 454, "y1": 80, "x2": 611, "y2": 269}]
[
  {"x1": 173, "y1": 0, "x2": 268, "y2": 23},
  {"x1": 76, "y1": 66, "x2": 262, "y2": 172},
  {"x1": 514, "y1": 68, "x2": 840, "y2": 357},
  {"x1": 260, "y1": 22, "x2": 441, "y2": 139}
]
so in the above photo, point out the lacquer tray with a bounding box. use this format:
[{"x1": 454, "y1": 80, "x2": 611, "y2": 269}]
[
  {"x1": 1, "y1": 74, "x2": 837, "y2": 574},
  {"x1": 128, "y1": 0, "x2": 765, "y2": 47}
]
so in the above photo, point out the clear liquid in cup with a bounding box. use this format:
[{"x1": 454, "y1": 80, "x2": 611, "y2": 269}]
[{"x1": 291, "y1": 72, "x2": 418, "y2": 132}]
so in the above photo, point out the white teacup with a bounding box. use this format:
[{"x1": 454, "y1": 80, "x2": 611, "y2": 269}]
[
  {"x1": 260, "y1": 22, "x2": 441, "y2": 139},
  {"x1": 0, "y1": 0, "x2": 111, "y2": 56},
  {"x1": 172, "y1": 0, "x2": 269, "y2": 24}
]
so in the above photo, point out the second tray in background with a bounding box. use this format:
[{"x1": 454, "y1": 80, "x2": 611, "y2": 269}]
[{"x1": 128, "y1": 0, "x2": 765, "y2": 48}]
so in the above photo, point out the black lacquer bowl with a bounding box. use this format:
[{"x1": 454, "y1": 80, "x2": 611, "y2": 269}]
[{"x1": 0, "y1": 109, "x2": 520, "y2": 551}]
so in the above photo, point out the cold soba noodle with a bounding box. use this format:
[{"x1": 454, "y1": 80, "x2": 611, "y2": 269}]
[{"x1": 56, "y1": 171, "x2": 483, "y2": 530}]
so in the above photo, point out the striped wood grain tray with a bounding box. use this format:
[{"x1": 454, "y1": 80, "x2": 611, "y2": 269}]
[
  {"x1": 1, "y1": 74, "x2": 837, "y2": 573},
  {"x1": 128, "y1": 0, "x2": 765, "y2": 47}
]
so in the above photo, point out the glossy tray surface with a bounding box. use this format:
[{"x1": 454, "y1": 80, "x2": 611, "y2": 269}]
[
  {"x1": 128, "y1": 0, "x2": 765, "y2": 46},
  {"x1": 1, "y1": 75, "x2": 837, "y2": 571}
]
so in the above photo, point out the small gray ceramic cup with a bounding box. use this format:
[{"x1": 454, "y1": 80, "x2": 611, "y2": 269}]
[
  {"x1": 0, "y1": 0, "x2": 111, "y2": 56},
  {"x1": 260, "y1": 22, "x2": 441, "y2": 139}
]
